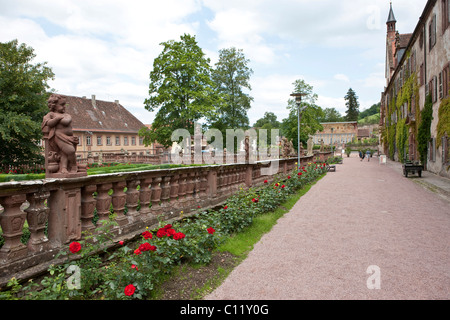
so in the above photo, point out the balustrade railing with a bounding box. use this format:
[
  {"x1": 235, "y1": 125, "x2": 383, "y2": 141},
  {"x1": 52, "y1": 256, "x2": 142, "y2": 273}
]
[{"x1": 0, "y1": 153, "x2": 331, "y2": 285}]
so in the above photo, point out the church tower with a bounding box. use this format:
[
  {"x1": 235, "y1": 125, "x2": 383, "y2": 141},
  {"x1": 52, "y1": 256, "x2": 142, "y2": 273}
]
[{"x1": 385, "y1": 2, "x2": 397, "y2": 83}]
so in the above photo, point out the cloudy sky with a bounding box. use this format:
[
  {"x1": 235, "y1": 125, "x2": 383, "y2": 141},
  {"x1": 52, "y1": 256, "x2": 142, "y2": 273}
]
[{"x1": 0, "y1": 0, "x2": 426, "y2": 126}]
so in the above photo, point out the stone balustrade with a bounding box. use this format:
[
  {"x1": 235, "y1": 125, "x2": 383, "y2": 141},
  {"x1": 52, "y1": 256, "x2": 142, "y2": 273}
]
[{"x1": 0, "y1": 153, "x2": 331, "y2": 285}]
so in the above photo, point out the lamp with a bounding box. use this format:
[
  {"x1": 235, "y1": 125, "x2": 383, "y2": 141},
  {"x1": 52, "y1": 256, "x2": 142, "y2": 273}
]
[{"x1": 290, "y1": 93, "x2": 307, "y2": 170}]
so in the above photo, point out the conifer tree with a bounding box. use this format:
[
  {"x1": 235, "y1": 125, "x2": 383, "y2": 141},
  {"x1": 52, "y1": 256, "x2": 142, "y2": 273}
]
[{"x1": 344, "y1": 88, "x2": 360, "y2": 121}]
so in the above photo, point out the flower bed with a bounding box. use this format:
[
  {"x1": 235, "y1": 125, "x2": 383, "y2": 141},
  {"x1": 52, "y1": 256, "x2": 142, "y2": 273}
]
[{"x1": 0, "y1": 162, "x2": 327, "y2": 300}]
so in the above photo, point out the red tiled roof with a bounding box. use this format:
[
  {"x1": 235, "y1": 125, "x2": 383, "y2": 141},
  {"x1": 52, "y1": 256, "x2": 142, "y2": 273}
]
[
  {"x1": 398, "y1": 33, "x2": 412, "y2": 48},
  {"x1": 62, "y1": 95, "x2": 145, "y2": 133},
  {"x1": 357, "y1": 129, "x2": 370, "y2": 137}
]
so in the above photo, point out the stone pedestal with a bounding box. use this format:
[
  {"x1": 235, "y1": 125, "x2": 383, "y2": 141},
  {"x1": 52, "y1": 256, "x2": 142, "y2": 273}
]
[{"x1": 47, "y1": 188, "x2": 81, "y2": 246}]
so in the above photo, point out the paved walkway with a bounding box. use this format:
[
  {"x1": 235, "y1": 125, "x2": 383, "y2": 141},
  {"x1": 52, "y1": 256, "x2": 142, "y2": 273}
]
[{"x1": 205, "y1": 153, "x2": 450, "y2": 300}]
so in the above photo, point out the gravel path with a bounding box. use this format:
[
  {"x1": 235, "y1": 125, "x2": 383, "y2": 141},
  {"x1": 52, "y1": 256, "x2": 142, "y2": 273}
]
[{"x1": 205, "y1": 154, "x2": 450, "y2": 300}]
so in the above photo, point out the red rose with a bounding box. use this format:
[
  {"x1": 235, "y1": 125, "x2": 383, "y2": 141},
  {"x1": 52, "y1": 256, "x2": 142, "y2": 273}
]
[
  {"x1": 124, "y1": 284, "x2": 136, "y2": 296},
  {"x1": 139, "y1": 242, "x2": 152, "y2": 252},
  {"x1": 224, "y1": 205, "x2": 228, "y2": 209},
  {"x1": 288, "y1": 176, "x2": 291, "y2": 179},
  {"x1": 207, "y1": 227, "x2": 215, "y2": 234},
  {"x1": 156, "y1": 229, "x2": 167, "y2": 238},
  {"x1": 163, "y1": 228, "x2": 174, "y2": 237},
  {"x1": 173, "y1": 232, "x2": 185, "y2": 240},
  {"x1": 134, "y1": 248, "x2": 142, "y2": 255},
  {"x1": 69, "y1": 241, "x2": 81, "y2": 254},
  {"x1": 163, "y1": 224, "x2": 172, "y2": 230},
  {"x1": 149, "y1": 245, "x2": 157, "y2": 251},
  {"x1": 281, "y1": 185, "x2": 285, "y2": 188},
  {"x1": 275, "y1": 183, "x2": 279, "y2": 187},
  {"x1": 264, "y1": 180, "x2": 268, "y2": 183},
  {"x1": 142, "y1": 231, "x2": 152, "y2": 239},
  {"x1": 131, "y1": 264, "x2": 138, "y2": 271},
  {"x1": 119, "y1": 240, "x2": 124, "y2": 245},
  {"x1": 298, "y1": 172, "x2": 302, "y2": 176}
]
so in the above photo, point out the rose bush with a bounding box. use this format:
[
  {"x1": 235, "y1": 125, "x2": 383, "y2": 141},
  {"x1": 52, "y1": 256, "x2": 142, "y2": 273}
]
[{"x1": 5, "y1": 162, "x2": 326, "y2": 300}]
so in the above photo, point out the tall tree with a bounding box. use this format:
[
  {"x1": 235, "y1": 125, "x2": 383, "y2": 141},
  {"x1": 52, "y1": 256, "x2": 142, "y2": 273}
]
[
  {"x1": 253, "y1": 112, "x2": 281, "y2": 129},
  {"x1": 281, "y1": 79, "x2": 324, "y2": 151},
  {"x1": 140, "y1": 34, "x2": 215, "y2": 148},
  {"x1": 318, "y1": 107, "x2": 344, "y2": 122},
  {"x1": 344, "y1": 88, "x2": 360, "y2": 121},
  {"x1": 209, "y1": 47, "x2": 253, "y2": 134},
  {"x1": 0, "y1": 39, "x2": 54, "y2": 167},
  {"x1": 253, "y1": 111, "x2": 282, "y2": 148}
]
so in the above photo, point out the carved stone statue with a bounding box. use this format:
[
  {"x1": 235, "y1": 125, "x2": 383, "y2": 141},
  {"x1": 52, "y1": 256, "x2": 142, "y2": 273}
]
[
  {"x1": 306, "y1": 135, "x2": 314, "y2": 157},
  {"x1": 280, "y1": 137, "x2": 296, "y2": 158},
  {"x1": 319, "y1": 139, "x2": 324, "y2": 152},
  {"x1": 41, "y1": 94, "x2": 86, "y2": 178}
]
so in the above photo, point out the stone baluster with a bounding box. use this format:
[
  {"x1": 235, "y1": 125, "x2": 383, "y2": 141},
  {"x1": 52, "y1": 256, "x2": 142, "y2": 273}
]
[
  {"x1": 111, "y1": 181, "x2": 128, "y2": 227},
  {"x1": 217, "y1": 170, "x2": 224, "y2": 192},
  {"x1": 126, "y1": 179, "x2": 141, "y2": 222},
  {"x1": 80, "y1": 185, "x2": 97, "y2": 233},
  {"x1": 96, "y1": 183, "x2": 112, "y2": 225},
  {"x1": 193, "y1": 171, "x2": 200, "y2": 203},
  {"x1": 160, "y1": 175, "x2": 172, "y2": 214},
  {"x1": 200, "y1": 169, "x2": 208, "y2": 198},
  {"x1": 0, "y1": 194, "x2": 28, "y2": 262},
  {"x1": 177, "y1": 173, "x2": 187, "y2": 208},
  {"x1": 25, "y1": 189, "x2": 50, "y2": 253},
  {"x1": 230, "y1": 167, "x2": 237, "y2": 190},
  {"x1": 185, "y1": 171, "x2": 195, "y2": 208},
  {"x1": 139, "y1": 177, "x2": 152, "y2": 215},
  {"x1": 169, "y1": 174, "x2": 180, "y2": 209},
  {"x1": 150, "y1": 176, "x2": 162, "y2": 216}
]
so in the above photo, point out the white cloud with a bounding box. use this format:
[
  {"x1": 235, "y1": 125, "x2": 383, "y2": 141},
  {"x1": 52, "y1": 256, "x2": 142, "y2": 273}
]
[
  {"x1": 0, "y1": 0, "x2": 428, "y2": 130},
  {"x1": 334, "y1": 74, "x2": 350, "y2": 83}
]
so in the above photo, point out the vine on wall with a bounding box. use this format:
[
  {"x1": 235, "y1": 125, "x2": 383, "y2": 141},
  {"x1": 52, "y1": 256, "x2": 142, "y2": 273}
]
[
  {"x1": 417, "y1": 94, "x2": 433, "y2": 165},
  {"x1": 436, "y1": 93, "x2": 450, "y2": 148},
  {"x1": 385, "y1": 72, "x2": 418, "y2": 162}
]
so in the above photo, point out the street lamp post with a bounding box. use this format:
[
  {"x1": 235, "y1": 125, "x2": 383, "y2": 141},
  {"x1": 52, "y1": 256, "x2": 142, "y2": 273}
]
[{"x1": 290, "y1": 93, "x2": 307, "y2": 171}]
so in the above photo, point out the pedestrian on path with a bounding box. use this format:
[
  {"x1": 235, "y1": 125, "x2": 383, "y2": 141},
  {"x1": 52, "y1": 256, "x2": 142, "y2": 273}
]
[
  {"x1": 359, "y1": 150, "x2": 364, "y2": 161},
  {"x1": 366, "y1": 150, "x2": 371, "y2": 162}
]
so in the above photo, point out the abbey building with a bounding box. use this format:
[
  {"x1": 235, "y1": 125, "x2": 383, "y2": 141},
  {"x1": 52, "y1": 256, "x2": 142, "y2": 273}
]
[{"x1": 380, "y1": 0, "x2": 450, "y2": 178}]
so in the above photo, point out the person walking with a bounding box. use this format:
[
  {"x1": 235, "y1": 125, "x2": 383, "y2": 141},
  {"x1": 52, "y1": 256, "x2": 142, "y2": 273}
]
[
  {"x1": 366, "y1": 150, "x2": 371, "y2": 162},
  {"x1": 359, "y1": 150, "x2": 364, "y2": 161}
]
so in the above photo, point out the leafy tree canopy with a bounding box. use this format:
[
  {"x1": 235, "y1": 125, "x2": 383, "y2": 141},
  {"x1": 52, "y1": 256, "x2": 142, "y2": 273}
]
[
  {"x1": 281, "y1": 79, "x2": 324, "y2": 151},
  {"x1": 208, "y1": 47, "x2": 253, "y2": 134},
  {"x1": 0, "y1": 39, "x2": 54, "y2": 167},
  {"x1": 359, "y1": 102, "x2": 380, "y2": 120},
  {"x1": 141, "y1": 34, "x2": 215, "y2": 148},
  {"x1": 318, "y1": 107, "x2": 344, "y2": 123}
]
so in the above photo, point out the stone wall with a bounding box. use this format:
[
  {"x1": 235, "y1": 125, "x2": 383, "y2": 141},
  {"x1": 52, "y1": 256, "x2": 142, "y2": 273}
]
[{"x1": 0, "y1": 153, "x2": 331, "y2": 286}]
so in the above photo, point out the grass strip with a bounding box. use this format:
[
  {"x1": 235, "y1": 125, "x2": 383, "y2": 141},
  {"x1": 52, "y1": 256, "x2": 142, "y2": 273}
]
[{"x1": 192, "y1": 174, "x2": 325, "y2": 299}]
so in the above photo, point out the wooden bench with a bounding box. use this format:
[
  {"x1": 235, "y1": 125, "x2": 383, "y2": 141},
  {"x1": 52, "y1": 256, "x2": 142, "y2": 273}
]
[{"x1": 327, "y1": 165, "x2": 336, "y2": 172}]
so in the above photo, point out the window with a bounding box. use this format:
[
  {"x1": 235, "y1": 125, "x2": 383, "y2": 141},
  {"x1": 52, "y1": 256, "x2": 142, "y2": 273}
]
[
  {"x1": 86, "y1": 135, "x2": 92, "y2": 146},
  {"x1": 139, "y1": 136, "x2": 144, "y2": 145},
  {"x1": 443, "y1": 135, "x2": 449, "y2": 165},
  {"x1": 115, "y1": 136, "x2": 120, "y2": 146},
  {"x1": 429, "y1": 138, "x2": 436, "y2": 162},
  {"x1": 124, "y1": 136, "x2": 128, "y2": 146},
  {"x1": 97, "y1": 136, "x2": 102, "y2": 146},
  {"x1": 429, "y1": 14, "x2": 437, "y2": 50},
  {"x1": 434, "y1": 75, "x2": 438, "y2": 102},
  {"x1": 420, "y1": 64, "x2": 424, "y2": 86},
  {"x1": 439, "y1": 72, "x2": 443, "y2": 99},
  {"x1": 106, "y1": 136, "x2": 111, "y2": 146},
  {"x1": 443, "y1": 64, "x2": 450, "y2": 98},
  {"x1": 443, "y1": 0, "x2": 450, "y2": 31},
  {"x1": 131, "y1": 136, "x2": 136, "y2": 145},
  {"x1": 77, "y1": 135, "x2": 81, "y2": 146}
]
